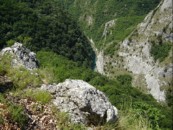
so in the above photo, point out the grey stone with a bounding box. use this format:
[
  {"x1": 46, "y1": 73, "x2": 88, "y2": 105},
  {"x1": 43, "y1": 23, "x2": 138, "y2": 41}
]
[
  {"x1": 1, "y1": 42, "x2": 39, "y2": 70},
  {"x1": 41, "y1": 79, "x2": 118, "y2": 125}
]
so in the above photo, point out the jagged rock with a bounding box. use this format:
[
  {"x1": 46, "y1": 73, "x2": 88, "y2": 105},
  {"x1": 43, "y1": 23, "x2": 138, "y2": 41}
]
[
  {"x1": 1, "y1": 42, "x2": 39, "y2": 70},
  {"x1": 41, "y1": 79, "x2": 118, "y2": 125},
  {"x1": 106, "y1": 0, "x2": 172, "y2": 102},
  {"x1": 160, "y1": 0, "x2": 172, "y2": 12},
  {"x1": 103, "y1": 19, "x2": 116, "y2": 37}
]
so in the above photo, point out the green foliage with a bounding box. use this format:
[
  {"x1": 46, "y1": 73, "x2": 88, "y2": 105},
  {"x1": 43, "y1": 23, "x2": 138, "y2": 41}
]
[
  {"x1": 0, "y1": 94, "x2": 5, "y2": 125},
  {"x1": 23, "y1": 89, "x2": 52, "y2": 104},
  {"x1": 0, "y1": 0, "x2": 95, "y2": 67},
  {"x1": 8, "y1": 104, "x2": 28, "y2": 128},
  {"x1": 132, "y1": 102, "x2": 164, "y2": 129},
  {"x1": 117, "y1": 74, "x2": 132, "y2": 87},
  {"x1": 8, "y1": 68, "x2": 42, "y2": 89},
  {"x1": 150, "y1": 42, "x2": 171, "y2": 62},
  {"x1": 0, "y1": 50, "x2": 172, "y2": 129},
  {"x1": 0, "y1": 54, "x2": 12, "y2": 74},
  {"x1": 37, "y1": 51, "x2": 102, "y2": 83},
  {"x1": 166, "y1": 86, "x2": 173, "y2": 107},
  {"x1": 59, "y1": 0, "x2": 161, "y2": 49},
  {"x1": 104, "y1": 42, "x2": 119, "y2": 56},
  {"x1": 37, "y1": 50, "x2": 172, "y2": 129},
  {"x1": 6, "y1": 39, "x2": 15, "y2": 47},
  {"x1": 110, "y1": 16, "x2": 144, "y2": 42},
  {"x1": 0, "y1": 54, "x2": 42, "y2": 89},
  {"x1": 0, "y1": 94, "x2": 28, "y2": 128}
]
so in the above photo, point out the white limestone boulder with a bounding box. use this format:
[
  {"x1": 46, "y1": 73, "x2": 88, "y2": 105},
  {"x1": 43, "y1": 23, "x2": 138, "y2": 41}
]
[
  {"x1": 1, "y1": 42, "x2": 39, "y2": 70},
  {"x1": 41, "y1": 79, "x2": 118, "y2": 125}
]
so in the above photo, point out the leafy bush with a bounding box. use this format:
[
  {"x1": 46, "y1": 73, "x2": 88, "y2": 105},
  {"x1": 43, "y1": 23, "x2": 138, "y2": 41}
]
[
  {"x1": 132, "y1": 102, "x2": 164, "y2": 129},
  {"x1": 104, "y1": 42, "x2": 119, "y2": 56},
  {"x1": 117, "y1": 74, "x2": 132, "y2": 87},
  {"x1": 150, "y1": 42, "x2": 171, "y2": 62}
]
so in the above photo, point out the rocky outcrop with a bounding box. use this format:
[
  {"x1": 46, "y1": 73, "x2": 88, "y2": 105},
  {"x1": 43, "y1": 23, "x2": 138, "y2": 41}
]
[
  {"x1": 103, "y1": 19, "x2": 116, "y2": 37},
  {"x1": 95, "y1": 51, "x2": 105, "y2": 75},
  {"x1": 1, "y1": 42, "x2": 39, "y2": 70},
  {"x1": 116, "y1": 0, "x2": 172, "y2": 101},
  {"x1": 41, "y1": 79, "x2": 118, "y2": 125}
]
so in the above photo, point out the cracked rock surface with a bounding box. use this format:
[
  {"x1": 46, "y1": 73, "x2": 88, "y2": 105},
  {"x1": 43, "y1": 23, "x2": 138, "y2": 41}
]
[
  {"x1": 41, "y1": 79, "x2": 118, "y2": 125},
  {"x1": 1, "y1": 42, "x2": 39, "y2": 70}
]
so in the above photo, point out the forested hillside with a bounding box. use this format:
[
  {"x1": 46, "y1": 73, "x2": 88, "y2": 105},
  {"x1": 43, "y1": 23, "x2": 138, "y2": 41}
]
[
  {"x1": 57, "y1": 0, "x2": 161, "y2": 49},
  {"x1": 0, "y1": 0, "x2": 95, "y2": 67}
]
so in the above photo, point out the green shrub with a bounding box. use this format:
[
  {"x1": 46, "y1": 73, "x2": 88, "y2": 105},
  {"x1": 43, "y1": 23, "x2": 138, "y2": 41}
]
[
  {"x1": 0, "y1": 54, "x2": 42, "y2": 90},
  {"x1": 8, "y1": 104, "x2": 28, "y2": 128},
  {"x1": 7, "y1": 68, "x2": 42, "y2": 89},
  {"x1": 166, "y1": 86, "x2": 173, "y2": 107},
  {"x1": 6, "y1": 39, "x2": 15, "y2": 47},
  {"x1": 117, "y1": 108, "x2": 152, "y2": 130},
  {"x1": 0, "y1": 94, "x2": 28, "y2": 128},
  {"x1": 150, "y1": 42, "x2": 171, "y2": 62},
  {"x1": 104, "y1": 42, "x2": 119, "y2": 56},
  {"x1": 23, "y1": 89, "x2": 52, "y2": 104},
  {"x1": 117, "y1": 74, "x2": 132, "y2": 87},
  {"x1": 132, "y1": 102, "x2": 164, "y2": 129}
]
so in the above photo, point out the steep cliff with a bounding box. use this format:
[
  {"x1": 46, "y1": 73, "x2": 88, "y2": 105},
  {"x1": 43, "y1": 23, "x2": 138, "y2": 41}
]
[{"x1": 105, "y1": 0, "x2": 172, "y2": 101}]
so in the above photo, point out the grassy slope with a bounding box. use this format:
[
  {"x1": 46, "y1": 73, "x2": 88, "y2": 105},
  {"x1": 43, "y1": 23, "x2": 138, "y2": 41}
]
[
  {"x1": 0, "y1": 51, "x2": 172, "y2": 129},
  {"x1": 37, "y1": 51, "x2": 172, "y2": 129}
]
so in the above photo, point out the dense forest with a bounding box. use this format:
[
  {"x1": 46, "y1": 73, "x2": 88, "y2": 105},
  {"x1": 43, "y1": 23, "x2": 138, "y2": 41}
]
[{"x1": 0, "y1": 0, "x2": 95, "y2": 68}]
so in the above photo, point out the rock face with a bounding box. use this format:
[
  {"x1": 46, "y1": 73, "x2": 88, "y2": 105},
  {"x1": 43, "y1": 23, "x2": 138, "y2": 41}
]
[
  {"x1": 95, "y1": 51, "x2": 105, "y2": 75},
  {"x1": 41, "y1": 79, "x2": 118, "y2": 125},
  {"x1": 1, "y1": 42, "x2": 39, "y2": 70},
  {"x1": 108, "y1": 0, "x2": 172, "y2": 101},
  {"x1": 103, "y1": 19, "x2": 116, "y2": 37},
  {"x1": 89, "y1": 38, "x2": 105, "y2": 75}
]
